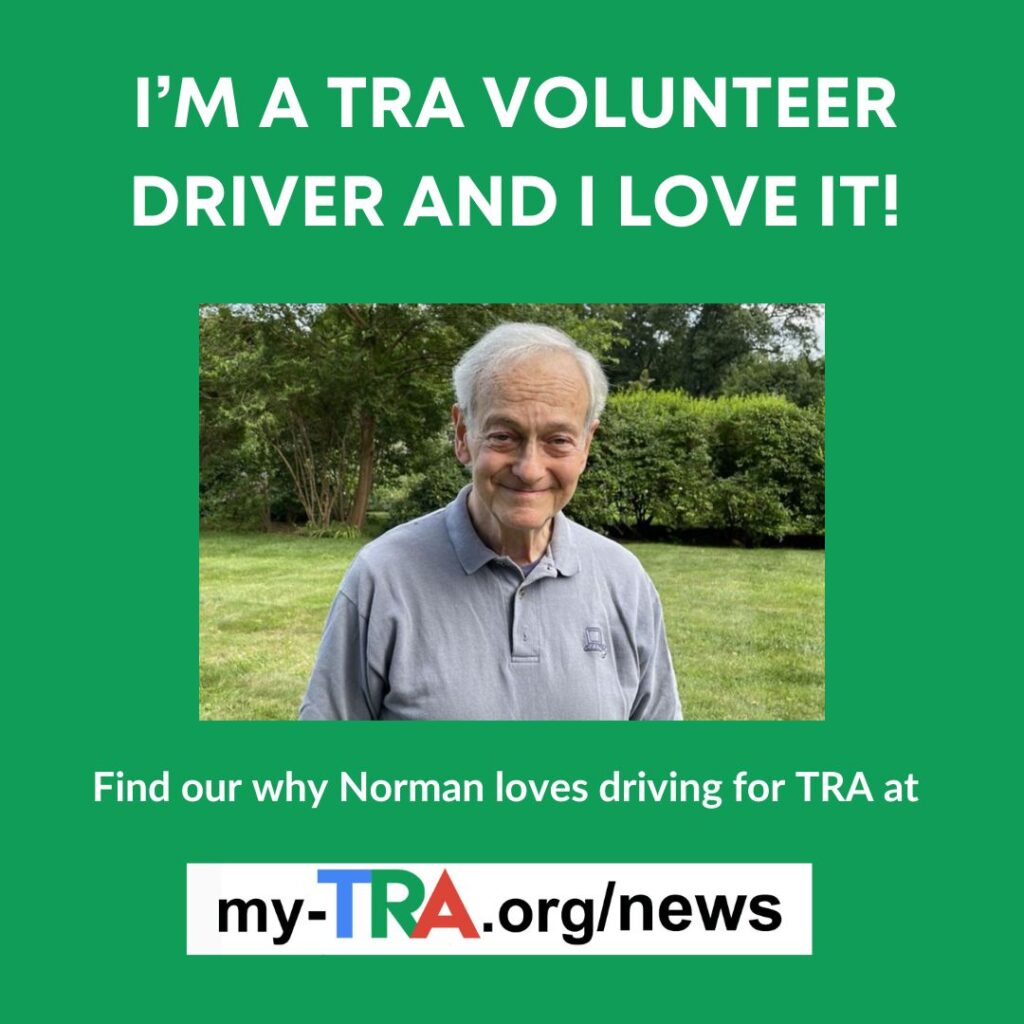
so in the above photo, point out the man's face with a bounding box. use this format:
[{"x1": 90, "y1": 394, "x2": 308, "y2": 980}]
[{"x1": 453, "y1": 351, "x2": 596, "y2": 538}]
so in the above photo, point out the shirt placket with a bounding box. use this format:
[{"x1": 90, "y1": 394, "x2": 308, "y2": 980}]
[{"x1": 508, "y1": 558, "x2": 558, "y2": 664}]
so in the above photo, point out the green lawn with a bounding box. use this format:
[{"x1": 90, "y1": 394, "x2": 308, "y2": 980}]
[
  {"x1": 200, "y1": 532, "x2": 823, "y2": 721},
  {"x1": 625, "y1": 543, "x2": 823, "y2": 720}
]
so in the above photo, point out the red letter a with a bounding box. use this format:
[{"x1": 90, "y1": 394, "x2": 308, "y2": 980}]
[{"x1": 410, "y1": 870, "x2": 480, "y2": 939}]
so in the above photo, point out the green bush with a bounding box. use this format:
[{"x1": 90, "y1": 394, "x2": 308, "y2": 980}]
[
  {"x1": 295, "y1": 522, "x2": 366, "y2": 540},
  {"x1": 720, "y1": 354, "x2": 825, "y2": 408},
  {"x1": 706, "y1": 395, "x2": 824, "y2": 541},
  {"x1": 378, "y1": 392, "x2": 823, "y2": 546},
  {"x1": 574, "y1": 392, "x2": 823, "y2": 544},
  {"x1": 572, "y1": 391, "x2": 714, "y2": 535},
  {"x1": 385, "y1": 434, "x2": 469, "y2": 526}
]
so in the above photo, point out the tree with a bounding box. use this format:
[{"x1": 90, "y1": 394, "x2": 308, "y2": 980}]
[
  {"x1": 608, "y1": 304, "x2": 699, "y2": 387},
  {"x1": 200, "y1": 305, "x2": 285, "y2": 527},
  {"x1": 608, "y1": 303, "x2": 822, "y2": 396},
  {"x1": 720, "y1": 353, "x2": 825, "y2": 408},
  {"x1": 319, "y1": 303, "x2": 622, "y2": 528},
  {"x1": 200, "y1": 303, "x2": 624, "y2": 530}
]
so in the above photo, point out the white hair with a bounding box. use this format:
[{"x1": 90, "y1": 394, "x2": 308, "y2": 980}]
[{"x1": 452, "y1": 323, "x2": 608, "y2": 430}]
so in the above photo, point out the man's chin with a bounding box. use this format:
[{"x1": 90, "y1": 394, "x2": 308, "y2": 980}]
[{"x1": 495, "y1": 505, "x2": 553, "y2": 532}]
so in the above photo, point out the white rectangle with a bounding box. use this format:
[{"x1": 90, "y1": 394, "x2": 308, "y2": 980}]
[{"x1": 187, "y1": 862, "x2": 812, "y2": 955}]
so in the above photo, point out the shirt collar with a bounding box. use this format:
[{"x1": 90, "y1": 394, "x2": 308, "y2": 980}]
[{"x1": 445, "y1": 484, "x2": 580, "y2": 577}]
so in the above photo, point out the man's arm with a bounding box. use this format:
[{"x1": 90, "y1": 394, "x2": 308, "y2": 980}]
[
  {"x1": 298, "y1": 585, "x2": 383, "y2": 720},
  {"x1": 629, "y1": 577, "x2": 683, "y2": 721}
]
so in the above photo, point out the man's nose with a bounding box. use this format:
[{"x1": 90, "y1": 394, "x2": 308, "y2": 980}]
[{"x1": 511, "y1": 440, "x2": 545, "y2": 482}]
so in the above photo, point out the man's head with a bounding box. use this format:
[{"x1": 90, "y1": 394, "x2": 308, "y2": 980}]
[{"x1": 451, "y1": 324, "x2": 608, "y2": 545}]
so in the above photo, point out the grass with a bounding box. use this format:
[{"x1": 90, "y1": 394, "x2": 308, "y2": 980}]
[
  {"x1": 624, "y1": 543, "x2": 823, "y2": 720},
  {"x1": 200, "y1": 532, "x2": 823, "y2": 721}
]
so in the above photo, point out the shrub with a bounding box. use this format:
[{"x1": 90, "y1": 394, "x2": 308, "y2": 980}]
[
  {"x1": 295, "y1": 522, "x2": 365, "y2": 540},
  {"x1": 380, "y1": 392, "x2": 824, "y2": 546},
  {"x1": 385, "y1": 434, "x2": 469, "y2": 526},
  {"x1": 706, "y1": 396, "x2": 824, "y2": 540},
  {"x1": 574, "y1": 392, "x2": 823, "y2": 544},
  {"x1": 573, "y1": 391, "x2": 713, "y2": 536}
]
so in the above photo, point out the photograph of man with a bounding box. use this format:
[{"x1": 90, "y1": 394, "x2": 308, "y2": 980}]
[{"x1": 298, "y1": 323, "x2": 682, "y2": 721}]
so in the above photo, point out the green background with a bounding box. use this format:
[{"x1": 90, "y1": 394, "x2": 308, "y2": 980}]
[{"x1": 9, "y1": 2, "x2": 1014, "y2": 1019}]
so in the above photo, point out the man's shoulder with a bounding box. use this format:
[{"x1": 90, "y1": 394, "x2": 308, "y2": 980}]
[
  {"x1": 563, "y1": 517, "x2": 649, "y2": 580},
  {"x1": 352, "y1": 505, "x2": 450, "y2": 572},
  {"x1": 337, "y1": 505, "x2": 455, "y2": 610}
]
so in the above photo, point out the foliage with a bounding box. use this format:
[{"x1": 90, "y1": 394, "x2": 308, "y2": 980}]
[
  {"x1": 200, "y1": 304, "x2": 824, "y2": 542},
  {"x1": 571, "y1": 391, "x2": 714, "y2": 534},
  {"x1": 294, "y1": 522, "x2": 366, "y2": 540},
  {"x1": 384, "y1": 431, "x2": 468, "y2": 525},
  {"x1": 573, "y1": 392, "x2": 824, "y2": 544},
  {"x1": 200, "y1": 303, "x2": 624, "y2": 530},
  {"x1": 720, "y1": 353, "x2": 825, "y2": 408},
  {"x1": 199, "y1": 306, "x2": 285, "y2": 528},
  {"x1": 608, "y1": 303, "x2": 821, "y2": 396},
  {"x1": 706, "y1": 395, "x2": 825, "y2": 540}
]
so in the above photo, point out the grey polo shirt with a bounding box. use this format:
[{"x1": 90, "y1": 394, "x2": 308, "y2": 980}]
[{"x1": 298, "y1": 485, "x2": 682, "y2": 721}]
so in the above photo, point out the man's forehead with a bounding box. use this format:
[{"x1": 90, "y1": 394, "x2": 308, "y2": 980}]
[{"x1": 479, "y1": 352, "x2": 589, "y2": 416}]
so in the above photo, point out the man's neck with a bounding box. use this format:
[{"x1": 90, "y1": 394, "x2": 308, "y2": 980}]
[{"x1": 467, "y1": 490, "x2": 552, "y2": 565}]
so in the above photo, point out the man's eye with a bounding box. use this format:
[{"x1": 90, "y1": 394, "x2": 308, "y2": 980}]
[
  {"x1": 487, "y1": 433, "x2": 514, "y2": 443},
  {"x1": 549, "y1": 437, "x2": 574, "y2": 448}
]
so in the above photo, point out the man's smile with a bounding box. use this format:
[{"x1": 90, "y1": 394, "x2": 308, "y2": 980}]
[{"x1": 500, "y1": 485, "x2": 549, "y2": 494}]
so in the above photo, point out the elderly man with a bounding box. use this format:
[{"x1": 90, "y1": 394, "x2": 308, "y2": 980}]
[{"x1": 298, "y1": 323, "x2": 682, "y2": 721}]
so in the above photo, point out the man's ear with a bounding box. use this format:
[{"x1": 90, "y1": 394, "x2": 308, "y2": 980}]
[
  {"x1": 581, "y1": 419, "x2": 599, "y2": 462},
  {"x1": 452, "y1": 404, "x2": 472, "y2": 466}
]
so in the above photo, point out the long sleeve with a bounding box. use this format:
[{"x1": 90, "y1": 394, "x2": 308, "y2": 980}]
[
  {"x1": 298, "y1": 583, "x2": 383, "y2": 721},
  {"x1": 629, "y1": 578, "x2": 683, "y2": 721}
]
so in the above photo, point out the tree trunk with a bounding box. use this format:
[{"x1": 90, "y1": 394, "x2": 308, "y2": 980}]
[
  {"x1": 346, "y1": 411, "x2": 375, "y2": 528},
  {"x1": 260, "y1": 475, "x2": 273, "y2": 532}
]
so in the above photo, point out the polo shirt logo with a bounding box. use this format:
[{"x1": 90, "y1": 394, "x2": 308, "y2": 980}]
[{"x1": 583, "y1": 626, "x2": 608, "y2": 658}]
